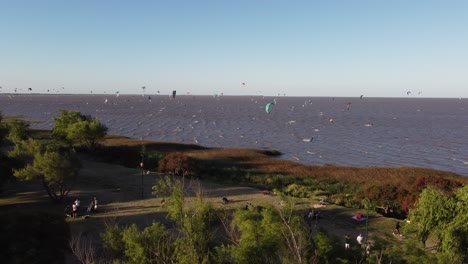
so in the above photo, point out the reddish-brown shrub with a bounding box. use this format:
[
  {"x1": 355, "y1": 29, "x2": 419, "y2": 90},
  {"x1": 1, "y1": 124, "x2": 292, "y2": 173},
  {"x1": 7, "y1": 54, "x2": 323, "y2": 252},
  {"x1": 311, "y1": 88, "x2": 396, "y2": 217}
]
[{"x1": 158, "y1": 152, "x2": 199, "y2": 177}]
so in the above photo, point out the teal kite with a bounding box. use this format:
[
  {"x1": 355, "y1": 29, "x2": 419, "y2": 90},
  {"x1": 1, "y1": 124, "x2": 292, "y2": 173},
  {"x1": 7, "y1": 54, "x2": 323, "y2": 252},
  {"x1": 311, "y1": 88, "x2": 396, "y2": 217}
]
[{"x1": 265, "y1": 98, "x2": 278, "y2": 114}]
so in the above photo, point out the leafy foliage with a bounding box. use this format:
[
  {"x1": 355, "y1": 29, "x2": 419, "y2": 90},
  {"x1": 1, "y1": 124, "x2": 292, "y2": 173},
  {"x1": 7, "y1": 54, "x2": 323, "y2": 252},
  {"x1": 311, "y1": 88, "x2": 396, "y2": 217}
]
[
  {"x1": 6, "y1": 119, "x2": 30, "y2": 143},
  {"x1": 406, "y1": 185, "x2": 467, "y2": 263},
  {"x1": 8, "y1": 139, "x2": 81, "y2": 202},
  {"x1": 52, "y1": 110, "x2": 107, "y2": 150},
  {"x1": 102, "y1": 222, "x2": 175, "y2": 264},
  {"x1": 101, "y1": 223, "x2": 125, "y2": 258},
  {"x1": 229, "y1": 207, "x2": 283, "y2": 264}
]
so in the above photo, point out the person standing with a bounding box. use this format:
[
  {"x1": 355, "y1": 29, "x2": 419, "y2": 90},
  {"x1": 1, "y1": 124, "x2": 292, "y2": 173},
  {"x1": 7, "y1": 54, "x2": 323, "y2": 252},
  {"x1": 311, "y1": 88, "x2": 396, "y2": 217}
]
[
  {"x1": 345, "y1": 235, "x2": 351, "y2": 249},
  {"x1": 92, "y1": 197, "x2": 97, "y2": 212},
  {"x1": 356, "y1": 233, "x2": 364, "y2": 245},
  {"x1": 87, "y1": 196, "x2": 97, "y2": 213},
  {"x1": 72, "y1": 203, "x2": 78, "y2": 218},
  {"x1": 74, "y1": 198, "x2": 80, "y2": 211}
]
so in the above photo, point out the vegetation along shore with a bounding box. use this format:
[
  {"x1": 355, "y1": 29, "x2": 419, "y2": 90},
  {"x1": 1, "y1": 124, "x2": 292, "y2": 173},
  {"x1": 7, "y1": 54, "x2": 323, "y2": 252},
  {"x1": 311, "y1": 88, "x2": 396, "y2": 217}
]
[{"x1": 0, "y1": 110, "x2": 467, "y2": 263}]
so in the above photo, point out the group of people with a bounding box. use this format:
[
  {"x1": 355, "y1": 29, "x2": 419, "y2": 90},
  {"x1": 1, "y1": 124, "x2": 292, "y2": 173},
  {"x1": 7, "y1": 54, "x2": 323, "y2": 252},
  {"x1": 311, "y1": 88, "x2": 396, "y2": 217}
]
[{"x1": 65, "y1": 197, "x2": 98, "y2": 218}]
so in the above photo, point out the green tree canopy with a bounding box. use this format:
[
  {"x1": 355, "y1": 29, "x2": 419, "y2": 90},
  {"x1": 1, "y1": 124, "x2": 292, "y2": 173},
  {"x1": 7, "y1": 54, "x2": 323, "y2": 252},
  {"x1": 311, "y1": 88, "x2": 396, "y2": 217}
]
[
  {"x1": 8, "y1": 139, "x2": 81, "y2": 202},
  {"x1": 52, "y1": 110, "x2": 107, "y2": 150},
  {"x1": 407, "y1": 185, "x2": 468, "y2": 263},
  {"x1": 6, "y1": 119, "x2": 30, "y2": 143}
]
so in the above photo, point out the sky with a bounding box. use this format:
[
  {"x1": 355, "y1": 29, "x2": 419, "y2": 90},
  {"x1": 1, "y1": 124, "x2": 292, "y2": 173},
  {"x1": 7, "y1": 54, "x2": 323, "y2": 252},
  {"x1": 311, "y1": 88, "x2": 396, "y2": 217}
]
[{"x1": 0, "y1": 0, "x2": 467, "y2": 98}]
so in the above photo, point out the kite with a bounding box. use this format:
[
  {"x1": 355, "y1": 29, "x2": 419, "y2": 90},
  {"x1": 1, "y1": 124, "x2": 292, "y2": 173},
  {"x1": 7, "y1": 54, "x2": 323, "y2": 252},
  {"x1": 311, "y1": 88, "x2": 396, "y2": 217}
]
[
  {"x1": 265, "y1": 98, "x2": 278, "y2": 114},
  {"x1": 265, "y1": 102, "x2": 273, "y2": 113}
]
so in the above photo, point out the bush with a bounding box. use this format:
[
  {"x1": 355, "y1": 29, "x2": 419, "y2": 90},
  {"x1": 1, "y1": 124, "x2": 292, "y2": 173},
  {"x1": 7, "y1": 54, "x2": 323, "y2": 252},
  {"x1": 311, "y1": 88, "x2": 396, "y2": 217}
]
[
  {"x1": 285, "y1": 184, "x2": 312, "y2": 198},
  {"x1": 158, "y1": 152, "x2": 199, "y2": 177},
  {"x1": 101, "y1": 223, "x2": 125, "y2": 258}
]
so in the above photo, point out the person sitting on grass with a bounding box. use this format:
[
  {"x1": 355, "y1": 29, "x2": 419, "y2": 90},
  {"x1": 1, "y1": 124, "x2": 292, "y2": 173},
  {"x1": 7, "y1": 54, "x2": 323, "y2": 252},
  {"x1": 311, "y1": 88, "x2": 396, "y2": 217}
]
[
  {"x1": 356, "y1": 213, "x2": 362, "y2": 220},
  {"x1": 393, "y1": 221, "x2": 402, "y2": 236},
  {"x1": 320, "y1": 198, "x2": 326, "y2": 205},
  {"x1": 222, "y1": 196, "x2": 229, "y2": 204}
]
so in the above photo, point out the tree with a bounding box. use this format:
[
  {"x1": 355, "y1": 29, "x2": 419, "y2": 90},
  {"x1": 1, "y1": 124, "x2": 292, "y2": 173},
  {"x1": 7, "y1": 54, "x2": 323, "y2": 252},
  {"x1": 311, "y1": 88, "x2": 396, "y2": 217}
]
[
  {"x1": 407, "y1": 186, "x2": 460, "y2": 249},
  {"x1": 52, "y1": 110, "x2": 107, "y2": 150},
  {"x1": 275, "y1": 192, "x2": 314, "y2": 263},
  {"x1": 8, "y1": 139, "x2": 81, "y2": 202},
  {"x1": 365, "y1": 184, "x2": 404, "y2": 216},
  {"x1": 152, "y1": 176, "x2": 215, "y2": 263},
  {"x1": 101, "y1": 222, "x2": 175, "y2": 264},
  {"x1": 229, "y1": 207, "x2": 283, "y2": 264},
  {"x1": 122, "y1": 223, "x2": 175, "y2": 264},
  {"x1": 6, "y1": 119, "x2": 30, "y2": 143},
  {"x1": 436, "y1": 186, "x2": 468, "y2": 264}
]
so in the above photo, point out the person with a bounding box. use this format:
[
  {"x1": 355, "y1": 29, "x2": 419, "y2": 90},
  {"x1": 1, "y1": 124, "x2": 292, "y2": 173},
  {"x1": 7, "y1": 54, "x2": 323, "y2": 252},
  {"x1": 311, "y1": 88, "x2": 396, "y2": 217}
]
[
  {"x1": 365, "y1": 242, "x2": 372, "y2": 255},
  {"x1": 356, "y1": 233, "x2": 364, "y2": 245},
  {"x1": 307, "y1": 209, "x2": 314, "y2": 219},
  {"x1": 64, "y1": 205, "x2": 72, "y2": 217},
  {"x1": 345, "y1": 235, "x2": 351, "y2": 249},
  {"x1": 72, "y1": 202, "x2": 78, "y2": 218},
  {"x1": 393, "y1": 221, "x2": 401, "y2": 236},
  {"x1": 87, "y1": 196, "x2": 97, "y2": 213},
  {"x1": 356, "y1": 213, "x2": 362, "y2": 220},
  {"x1": 320, "y1": 198, "x2": 326, "y2": 205},
  {"x1": 222, "y1": 196, "x2": 229, "y2": 204},
  {"x1": 93, "y1": 197, "x2": 97, "y2": 212},
  {"x1": 74, "y1": 198, "x2": 80, "y2": 211}
]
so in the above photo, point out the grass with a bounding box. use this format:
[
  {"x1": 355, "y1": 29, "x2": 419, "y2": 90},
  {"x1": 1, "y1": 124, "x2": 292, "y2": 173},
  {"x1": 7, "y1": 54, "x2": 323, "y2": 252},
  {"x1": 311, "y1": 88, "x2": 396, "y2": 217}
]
[{"x1": 1, "y1": 132, "x2": 466, "y2": 262}]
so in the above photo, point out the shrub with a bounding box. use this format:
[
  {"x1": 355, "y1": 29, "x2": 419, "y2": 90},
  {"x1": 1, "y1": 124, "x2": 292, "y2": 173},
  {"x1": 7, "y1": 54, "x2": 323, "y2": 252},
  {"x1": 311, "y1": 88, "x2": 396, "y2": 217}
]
[
  {"x1": 158, "y1": 152, "x2": 199, "y2": 177},
  {"x1": 101, "y1": 223, "x2": 125, "y2": 258},
  {"x1": 285, "y1": 184, "x2": 311, "y2": 198}
]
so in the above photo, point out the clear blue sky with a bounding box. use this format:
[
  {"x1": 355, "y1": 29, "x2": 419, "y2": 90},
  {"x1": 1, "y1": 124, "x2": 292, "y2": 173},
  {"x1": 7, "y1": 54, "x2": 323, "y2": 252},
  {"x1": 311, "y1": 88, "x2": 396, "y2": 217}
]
[{"x1": 1, "y1": 0, "x2": 467, "y2": 97}]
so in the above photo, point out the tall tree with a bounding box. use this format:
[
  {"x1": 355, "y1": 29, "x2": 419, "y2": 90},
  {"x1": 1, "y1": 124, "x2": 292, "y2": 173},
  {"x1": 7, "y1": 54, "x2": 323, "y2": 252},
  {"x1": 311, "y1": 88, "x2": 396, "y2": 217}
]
[
  {"x1": 52, "y1": 110, "x2": 107, "y2": 150},
  {"x1": 8, "y1": 139, "x2": 81, "y2": 202}
]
